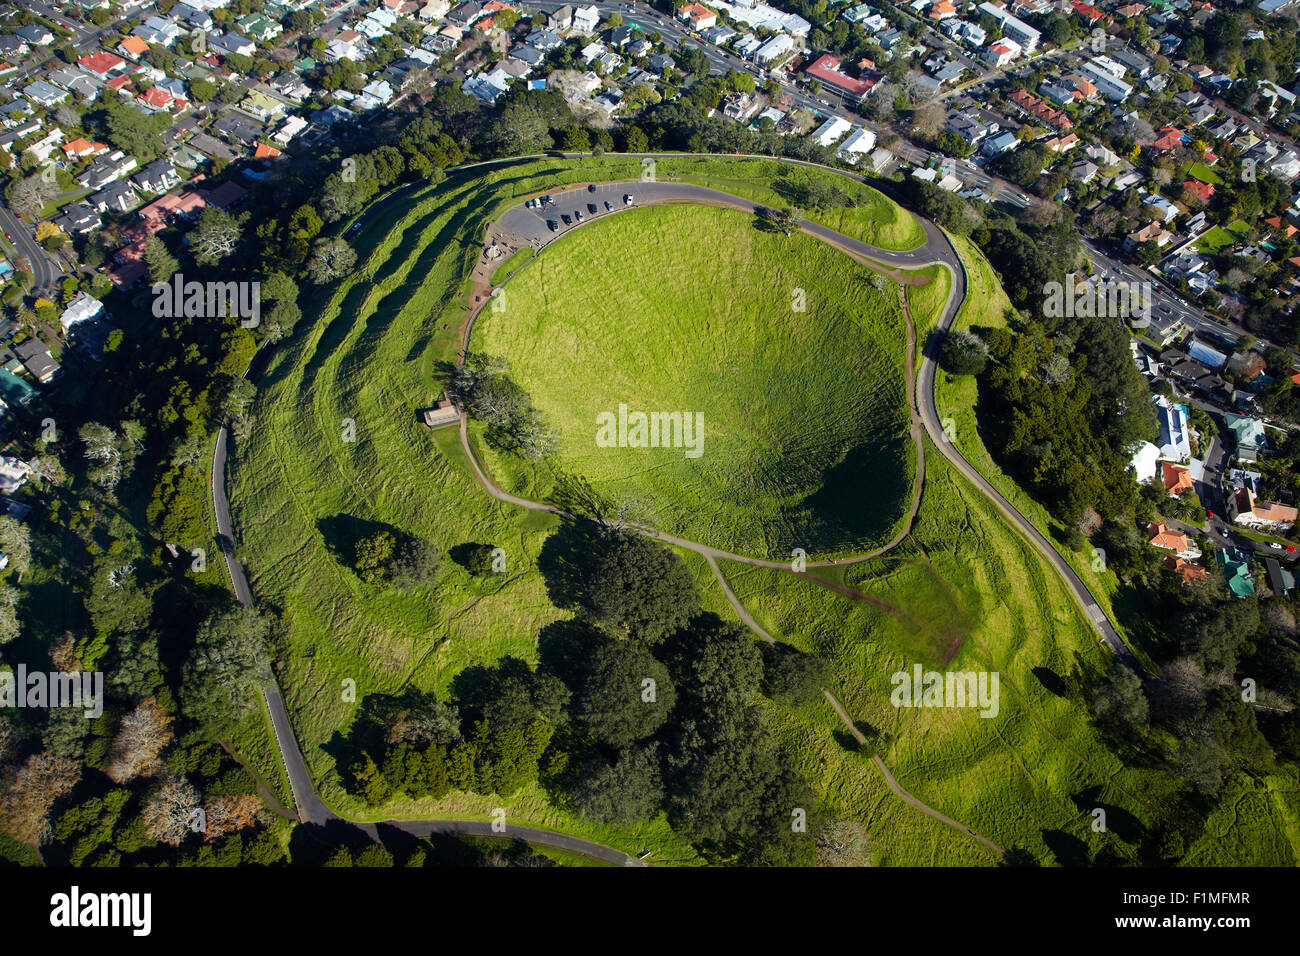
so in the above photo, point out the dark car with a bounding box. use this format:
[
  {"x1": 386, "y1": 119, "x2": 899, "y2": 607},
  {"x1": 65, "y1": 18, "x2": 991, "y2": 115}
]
[
  {"x1": 561, "y1": 213, "x2": 572, "y2": 225},
  {"x1": 575, "y1": 209, "x2": 584, "y2": 222},
  {"x1": 541, "y1": 194, "x2": 552, "y2": 204},
  {"x1": 547, "y1": 219, "x2": 558, "y2": 232},
  {"x1": 604, "y1": 200, "x2": 614, "y2": 211},
  {"x1": 623, "y1": 193, "x2": 633, "y2": 205},
  {"x1": 587, "y1": 183, "x2": 597, "y2": 192},
  {"x1": 587, "y1": 203, "x2": 598, "y2": 214}
]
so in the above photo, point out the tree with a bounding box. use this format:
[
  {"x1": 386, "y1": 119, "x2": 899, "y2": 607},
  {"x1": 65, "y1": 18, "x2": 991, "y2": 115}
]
[
  {"x1": 189, "y1": 207, "x2": 242, "y2": 265},
  {"x1": 8, "y1": 173, "x2": 56, "y2": 219},
  {"x1": 0, "y1": 585, "x2": 20, "y2": 645},
  {"x1": 144, "y1": 235, "x2": 179, "y2": 285},
  {"x1": 938, "y1": 329, "x2": 988, "y2": 375},
  {"x1": 105, "y1": 698, "x2": 174, "y2": 784},
  {"x1": 1091, "y1": 665, "x2": 1149, "y2": 738},
  {"x1": 0, "y1": 753, "x2": 80, "y2": 845},
  {"x1": 570, "y1": 746, "x2": 664, "y2": 825},
  {"x1": 584, "y1": 532, "x2": 700, "y2": 645},
  {"x1": 181, "y1": 606, "x2": 272, "y2": 735},
  {"x1": 142, "y1": 776, "x2": 202, "y2": 846},
  {"x1": 764, "y1": 205, "x2": 802, "y2": 236},
  {"x1": 78, "y1": 421, "x2": 144, "y2": 492},
  {"x1": 0, "y1": 517, "x2": 31, "y2": 581},
  {"x1": 391, "y1": 538, "x2": 443, "y2": 592},
  {"x1": 307, "y1": 238, "x2": 356, "y2": 283},
  {"x1": 762, "y1": 643, "x2": 827, "y2": 706},
  {"x1": 354, "y1": 531, "x2": 397, "y2": 585},
  {"x1": 578, "y1": 642, "x2": 677, "y2": 747}
]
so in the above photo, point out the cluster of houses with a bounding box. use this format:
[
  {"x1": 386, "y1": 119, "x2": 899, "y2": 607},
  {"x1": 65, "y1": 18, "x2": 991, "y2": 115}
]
[{"x1": 1128, "y1": 342, "x2": 1297, "y2": 598}]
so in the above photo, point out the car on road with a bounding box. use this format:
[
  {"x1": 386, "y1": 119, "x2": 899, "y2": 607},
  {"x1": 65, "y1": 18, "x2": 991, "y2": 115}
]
[
  {"x1": 623, "y1": 193, "x2": 633, "y2": 205},
  {"x1": 1285, "y1": 545, "x2": 1297, "y2": 552},
  {"x1": 1269, "y1": 542, "x2": 1283, "y2": 550},
  {"x1": 604, "y1": 200, "x2": 614, "y2": 211},
  {"x1": 547, "y1": 219, "x2": 558, "y2": 232},
  {"x1": 587, "y1": 184, "x2": 597, "y2": 192},
  {"x1": 575, "y1": 209, "x2": 584, "y2": 222},
  {"x1": 561, "y1": 213, "x2": 572, "y2": 225},
  {"x1": 587, "y1": 203, "x2": 598, "y2": 214}
]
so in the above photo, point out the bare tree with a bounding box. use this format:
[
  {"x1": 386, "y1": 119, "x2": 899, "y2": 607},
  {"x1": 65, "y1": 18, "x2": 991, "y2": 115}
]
[
  {"x1": 142, "y1": 776, "x2": 203, "y2": 846},
  {"x1": 105, "y1": 698, "x2": 174, "y2": 784}
]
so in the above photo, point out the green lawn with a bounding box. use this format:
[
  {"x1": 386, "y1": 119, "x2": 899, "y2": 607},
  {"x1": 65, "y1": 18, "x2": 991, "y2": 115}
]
[
  {"x1": 473, "y1": 203, "x2": 915, "y2": 559},
  {"x1": 1187, "y1": 162, "x2": 1225, "y2": 186}
]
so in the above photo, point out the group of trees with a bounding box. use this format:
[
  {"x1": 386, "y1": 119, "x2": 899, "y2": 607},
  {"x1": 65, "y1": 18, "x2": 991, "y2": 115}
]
[
  {"x1": 451, "y1": 352, "x2": 556, "y2": 460},
  {"x1": 345, "y1": 518, "x2": 827, "y2": 865}
]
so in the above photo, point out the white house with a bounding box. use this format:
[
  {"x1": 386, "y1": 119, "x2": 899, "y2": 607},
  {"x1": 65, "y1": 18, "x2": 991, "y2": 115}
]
[
  {"x1": 60, "y1": 291, "x2": 107, "y2": 334},
  {"x1": 812, "y1": 115, "x2": 851, "y2": 148}
]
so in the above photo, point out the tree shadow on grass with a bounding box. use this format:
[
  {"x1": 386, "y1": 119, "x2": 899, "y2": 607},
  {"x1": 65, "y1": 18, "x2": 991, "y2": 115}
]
[
  {"x1": 536, "y1": 517, "x2": 612, "y2": 612},
  {"x1": 1032, "y1": 666, "x2": 1067, "y2": 697},
  {"x1": 316, "y1": 514, "x2": 404, "y2": 572},
  {"x1": 1071, "y1": 786, "x2": 1146, "y2": 845},
  {"x1": 1041, "y1": 828, "x2": 1092, "y2": 867}
]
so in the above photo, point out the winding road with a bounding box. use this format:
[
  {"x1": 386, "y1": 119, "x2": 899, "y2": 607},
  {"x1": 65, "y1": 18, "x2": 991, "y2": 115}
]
[{"x1": 211, "y1": 152, "x2": 1138, "y2": 866}]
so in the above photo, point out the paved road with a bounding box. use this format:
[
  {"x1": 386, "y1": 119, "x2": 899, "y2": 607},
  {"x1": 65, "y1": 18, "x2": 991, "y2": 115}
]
[{"x1": 0, "y1": 200, "x2": 61, "y2": 294}]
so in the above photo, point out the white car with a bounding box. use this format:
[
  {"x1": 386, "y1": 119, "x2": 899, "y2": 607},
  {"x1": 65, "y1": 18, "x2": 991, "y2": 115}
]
[{"x1": 1268, "y1": 542, "x2": 1283, "y2": 550}]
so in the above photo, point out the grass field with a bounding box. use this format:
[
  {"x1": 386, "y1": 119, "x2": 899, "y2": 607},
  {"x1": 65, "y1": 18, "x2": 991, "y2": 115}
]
[
  {"x1": 1195, "y1": 220, "x2": 1250, "y2": 254},
  {"x1": 226, "y1": 157, "x2": 1298, "y2": 864},
  {"x1": 651, "y1": 155, "x2": 927, "y2": 251},
  {"x1": 472, "y1": 203, "x2": 915, "y2": 559},
  {"x1": 1187, "y1": 162, "x2": 1225, "y2": 186}
]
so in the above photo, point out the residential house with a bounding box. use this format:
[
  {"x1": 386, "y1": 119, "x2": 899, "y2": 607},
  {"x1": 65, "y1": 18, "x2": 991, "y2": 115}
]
[
  {"x1": 60, "y1": 292, "x2": 107, "y2": 336},
  {"x1": 1155, "y1": 395, "x2": 1191, "y2": 461},
  {"x1": 812, "y1": 115, "x2": 851, "y2": 148},
  {"x1": 131, "y1": 159, "x2": 179, "y2": 194},
  {"x1": 78, "y1": 51, "x2": 126, "y2": 79},
  {"x1": 14, "y1": 24, "x2": 54, "y2": 46},
  {"x1": 573, "y1": 5, "x2": 600, "y2": 32},
  {"x1": 1227, "y1": 488, "x2": 1296, "y2": 531},
  {"x1": 1161, "y1": 461, "x2": 1194, "y2": 496},
  {"x1": 91, "y1": 180, "x2": 141, "y2": 214},
  {"x1": 1224, "y1": 413, "x2": 1267, "y2": 461},
  {"x1": 13, "y1": 339, "x2": 59, "y2": 384},
  {"x1": 24, "y1": 81, "x2": 67, "y2": 108},
  {"x1": 1164, "y1": 553, "x2": 1209, "y2": 584},
  {"x1": 55, "y1": 202, "x2": 102, "y2": 236},
  {"x1": 77, "y1": 150, "x2": 137, "y2": 191},
  {"x1": 118, "y1": 35, "x2": 150, "y2": 60},
  {"x1": 210, "y1": 34, "x2": 257, "y2": 58},
  {"x1": 1266, "y1": 557, "x2": 1295, "y2": 595},
  {"x1": 1147, "y1": 522, "x2": 1200, "y2": 559},
  {"x1": 677, "y1": 3, "x2": 718, "y2": 31},
  {"x1": 1217, "y1": 547, "x2": 1255, "y2": 598}
]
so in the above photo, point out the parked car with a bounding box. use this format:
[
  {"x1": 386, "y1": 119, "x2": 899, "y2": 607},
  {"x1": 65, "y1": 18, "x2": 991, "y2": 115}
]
[
  {"x1": 604, "y1": 200, "x2": 614, "y2": 211},
  {"x1": 541, "y1": 194, "x2": 553, "y2": 204},
  {"x1": 587, "y1": 183, "x2": 597, "y2": 192},
  {"x1": 623, "y1": 193, "x2": 633, "y2": 205},
  {"x1": 547, "y1": 219, "x2": 558, "y2": 232},
  {"x1": 587, "y1": 203, "x2": 598, "y2": 214},
  {"x1": 561, "y1": 213, "x2": 571, "y2": 225},
  {"x1": 575, "y1": 209, "x2": 584, "y2": 222}
]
